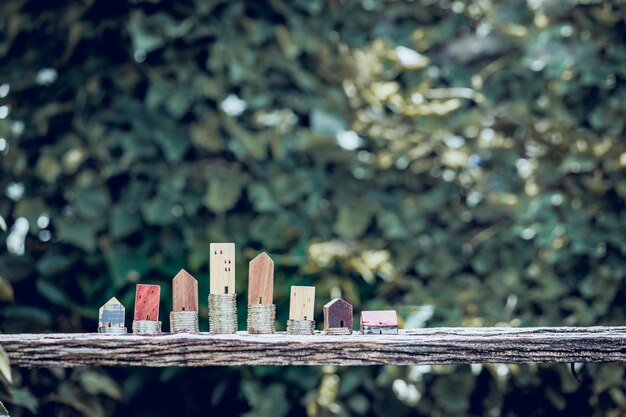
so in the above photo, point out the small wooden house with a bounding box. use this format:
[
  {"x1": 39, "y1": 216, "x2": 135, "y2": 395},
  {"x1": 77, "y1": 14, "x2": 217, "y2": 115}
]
[
  {"x1": 360, "y1": 310, "x2": 398, "y2": 335},
  {"x1": 323, "y1": 298, "x2": 353, "y2": 331},
  {"x1": 134, "y1": 284, "x2": 160, "y2": 321},
  {"x1": 248, "y1": 252, "x2": 274, "y2": 306},
  {"x1": 210, "y1": 243, "x2": 235, "y2": 295},
  {"x1": 99, "y1": 297, "x2": 125, "y2": 329},
  {"x1": 289, "y1": 286, "x2": 315, "y2": 321},
  {"x1": 172, "y1": 269, "x2": 198, "y2": 312}
]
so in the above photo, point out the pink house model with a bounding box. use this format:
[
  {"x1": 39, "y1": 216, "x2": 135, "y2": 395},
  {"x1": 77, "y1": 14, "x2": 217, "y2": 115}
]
[{"x1": 360, "y1": 310, "x2": 398, "y2": 335}]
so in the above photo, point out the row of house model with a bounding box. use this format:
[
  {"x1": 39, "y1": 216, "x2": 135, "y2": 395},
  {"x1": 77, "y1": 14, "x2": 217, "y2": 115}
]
[{"x1": 98, "y1": 247, "x2": 399, "y2": 335}]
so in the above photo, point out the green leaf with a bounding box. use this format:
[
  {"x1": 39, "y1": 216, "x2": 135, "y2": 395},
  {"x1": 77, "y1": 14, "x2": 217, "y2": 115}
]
[
  {"x1": 203, "y1": 176, "x2": 244, "y2": 213},
  {"x1": 53, "y1": 218, "x2": 97, "y2": 252},
  {"x1": 128, "y1": 11, "x2": 164, "y2": 53},
  {"x1": 13, "y1": 198, "x2": 48, "y2": 232},
  {"x1": 0, "y1": 277, "x2": 14, "y2": 303},
  {"x1": 79, "y1": 370, "x2": 122, "y2": 400},
  {"x1": 36, "y1": 253, "x2": 74, "y2": 276},
  {"x1": 247, "y1": 183, "x2": 279, "y2": 212},
  {"x1": 0, "y1": 400, "x2": 8, "y2": 416},
  {"x1": 35, "y1": 154, "x2": 61, "y2": 183},
  {"x1": 141, "y1": 197, "x2": 174, "y2": 226},
  {"x1": 153, "y1": 128, "x2": 190, "y2": 162},
  {"x1": 36, "y1": 280, "x2": 71, "y2": 308},
  {"x1": 334, "y1": 204, "x2": 373, "y2": 239},
  {"x1": 103, "y1": 245, "x2": 150, "y2": 288},
  {"x1": 110, "y1": 204, "x2": 142, "y2": 239},
  {"x1": 310, "y1": 108, "x2": 346, "y2": 137},
  {"x1": 2, "y1": 307, "x2": 52, "y2": 333},
  {"x1": 74, "y1": 187, "x2": 111, "y2": 220},
  {"x1": 7, "y1": 387, "x2": 37, "y2": 414},
  {"x1": 594, "y1": 365, "x2": 624, "y2": 394},
  {"x1": 0, "y1": 345, "x2": 11, "y2": 384}
]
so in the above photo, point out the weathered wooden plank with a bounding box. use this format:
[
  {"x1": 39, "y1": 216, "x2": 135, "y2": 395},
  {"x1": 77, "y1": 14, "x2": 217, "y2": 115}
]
[{"x1": 2, "y1": 327, "x2": 626, "y2": 367}]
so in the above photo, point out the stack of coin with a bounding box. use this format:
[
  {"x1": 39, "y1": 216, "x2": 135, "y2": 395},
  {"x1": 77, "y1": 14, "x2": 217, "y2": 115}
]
[
  {"x1": 324, "y1": 327, "x2": 352, "y2": 335},
  {"x1": 170, "y1": 311, "x2": 199, "y2": 333},
  {"x1": 132, "y1": 320, "x2": 162, "y2": 334},
  {"x1": 98, "y1": 325, "x2": 127, "y2": 334},
  {"x1": 286, "y1": 319, "x2": 315, "y2": 335},
  {"x1": 208, "y1": 293, "x2": 237, "y2": 334},
  {"x1": 247, "y1": 304, "x2": 275, "y2": 334}
]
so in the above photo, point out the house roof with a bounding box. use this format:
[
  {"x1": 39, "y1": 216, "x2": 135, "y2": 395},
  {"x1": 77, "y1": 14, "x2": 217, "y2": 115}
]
[
  {"x1": 361, "y1": 310, "x2": 397, "y2": 327},
  {"x1": 323, "y1": 298, "x2": 351, "y2": 309},
  {"x1": 103, "y1": 296, "x2": 122, "y2": 307},
  {"x1": 172, "y1": 269, "x2": 197, "y2": 283}
]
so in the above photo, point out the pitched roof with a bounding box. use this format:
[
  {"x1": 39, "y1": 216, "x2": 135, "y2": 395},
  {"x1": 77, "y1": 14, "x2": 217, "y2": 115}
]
[
  {"x1": 103, "y1": 296, "x2": 122, "y2": 306},
  {"x1": 361, "y1": 310, "x2": 397, "y2": 327},
  {"x1": 172, "y1": 269, "x2": 197, "y2": 283},
  {"x1": 323, "y1": 298, "x2": 351, "y2": 309}
]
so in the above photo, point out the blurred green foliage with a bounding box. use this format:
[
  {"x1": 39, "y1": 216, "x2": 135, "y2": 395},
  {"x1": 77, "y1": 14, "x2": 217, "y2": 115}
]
[{"x1": 1, "y1": 0, "x2": 626, "y2": 416}]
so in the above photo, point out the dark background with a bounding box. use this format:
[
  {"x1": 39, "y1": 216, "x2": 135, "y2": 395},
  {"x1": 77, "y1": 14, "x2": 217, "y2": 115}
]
[{"x1": 1, "y1": 0, "x2": 626, "y2": 416}]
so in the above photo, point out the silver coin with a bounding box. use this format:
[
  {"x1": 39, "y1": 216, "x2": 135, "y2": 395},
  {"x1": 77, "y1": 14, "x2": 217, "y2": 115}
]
[
  {"x1": 170, "y1": 311, "x2": 199, "y2": 333},
  {"x1": 247, "y1": 304, "x2": 276, "y2": 334},
  {"x1": 324, "y1": 327, "x2": 352, "y2": 336},
  {"x1": 208, "y1": 294, "x2": 238, "y2": 334},
  {"x1": 132, "y1": 320, "x2": 162, "y2": 334},
  {"x1": 286, "y1": 319, "x2": 315, "y2": 335},
  {"x1": 98, "y1": 326, "x2": 127, "y2": 334}
]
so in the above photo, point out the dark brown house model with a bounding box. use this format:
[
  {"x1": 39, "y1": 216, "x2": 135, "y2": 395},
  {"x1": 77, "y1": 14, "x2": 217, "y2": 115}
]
[{"x1": 323, "y1": 298, "x2": 353, "y2": 335}]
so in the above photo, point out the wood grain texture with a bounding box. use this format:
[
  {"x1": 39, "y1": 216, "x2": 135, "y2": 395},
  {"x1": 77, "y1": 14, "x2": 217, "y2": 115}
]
[
  {"x1": 248, "y1": 252, "x2": 274, "y2": 305},
  {"x1": 134, "y1": 284, "x2": 160, "y2": 321},
  {"x1": 172, "y1": 269, "x2": 198, "y2": 312},
  {"x1": 289, "y1": 286, "x2": 315, "y2": 320},
  {"x1": 3, "y1": 327, "x2": 626, "y2": 367},
  {"x1": 210, "y1": 243, "x2": 235, "y2": 294},
  {"x1": 323, "y1": 298, "x2": 353, "y2": 330}
]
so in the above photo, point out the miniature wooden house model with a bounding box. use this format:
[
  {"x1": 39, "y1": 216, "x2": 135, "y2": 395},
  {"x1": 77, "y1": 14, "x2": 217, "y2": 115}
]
[
  {"x1": 210, "y1": 243, "x2": 235, "y2": 295},
  {"x1": 99, "y1": 297, "x2": 125, "y2": 329},
  {"x1": 289, "y1": 286, "x2": 315, "y2": 321},
  {"x1": 172, "y1": 269, "x2": 198, "y2": 312},
  {"x1": 248, "y1": 252, "x2": 274, "y2": 306},
  {"x1": 360, "y1": 310, "x2": 398, "y2": 335},
  {"x1": 134, "y1": 284, "x2": 160, "y2": 321},
  {"x1": 323, "y1": 298, "x2": 353, "y2": 331}
]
